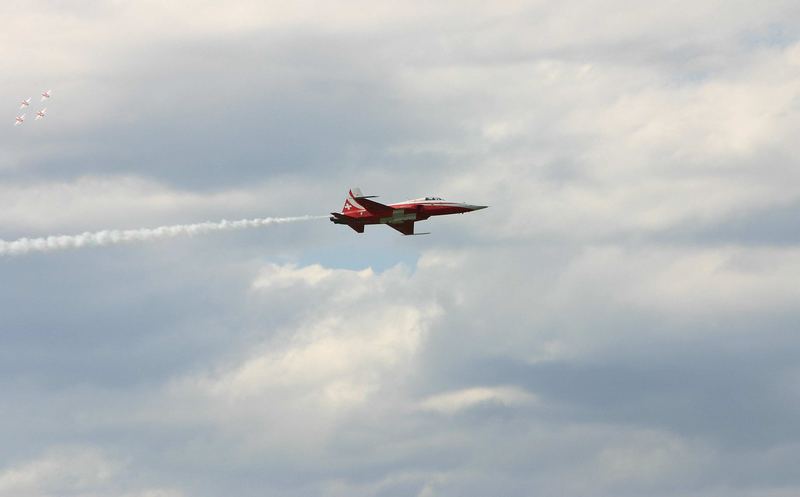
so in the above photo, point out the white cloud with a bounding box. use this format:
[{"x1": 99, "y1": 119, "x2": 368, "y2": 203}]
[
  {"x1": 203, "y1": 306, "x2": 429, "y2": 404},
  {"x1": 416, "y1": 41, "x2": 800, "y2": 241},
  {"x1": 419, "y1": 386, "x2": 537, "y2": 414},
  {"x1": 0, "y1": 447, "x2": 182, "y2": 497},
  {"x1": 144, "y1": 262, "x2": 443, "y2": 458},
  {"x1": 251, "y1": 263, "x2": 372, "y2": 289},
  {"x1": 551, "y1": 245, "x2": 800, "y2": 317}
]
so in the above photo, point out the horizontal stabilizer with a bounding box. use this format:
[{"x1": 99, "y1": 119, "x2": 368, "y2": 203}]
[{"x1": 330, "y1": 211, "x2": 365, "y2": 233}]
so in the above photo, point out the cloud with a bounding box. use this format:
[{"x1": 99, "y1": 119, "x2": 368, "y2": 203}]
[
  {"x1": 549, "y1": 245, "x2": 800, "y2": 317},
  {"x1": 418, "y1": 386, "x2": 537, "y2": 414},
  {"x1": 251, "y1": 263, "x2": 368, "y2": 289},
  {"x1": 2, "y1": 1, "x2": 800, "y2": 496},
  {"x1": 0, "y1": 447, "x2": 182, "y2": 497},
  {"x1": 165, "y1": 264, "x2": 441, "y2": 430}
]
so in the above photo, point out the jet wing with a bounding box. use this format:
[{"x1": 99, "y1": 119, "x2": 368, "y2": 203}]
[
  {"x1": 352, "y1": 195, "x2": 395, "y2": 215},
  {"x1": 388, "y1": 221, "x2": 415, "y2": 235},
  {"x1": 388, "y1": 221, "x2": 429, "y2": 236}
]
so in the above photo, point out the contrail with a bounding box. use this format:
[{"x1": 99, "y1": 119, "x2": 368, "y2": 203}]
[{"x1": 0, "y1": 215, "x2": 325, "y2": 256}]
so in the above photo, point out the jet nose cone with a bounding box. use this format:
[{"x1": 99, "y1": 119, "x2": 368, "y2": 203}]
[{"x1": 468, "y1": 205, "x2": 488, "y2": 211}]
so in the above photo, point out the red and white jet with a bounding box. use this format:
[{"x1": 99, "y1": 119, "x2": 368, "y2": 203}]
[
  {"x1": 330, "y1": 187, "x2": 487, "y2": 235},
  {"x1": 35, "y1": 108, "x2": 47, "y2": 120},
  {"x1": 14, "y1": 114, "x2": 25, "y2": 126},
  {"x1": 41, "y1": 89, "x2": 51, "y2": 101},
  {"x1": 20, "y1": 97, "x2": 31, "y2": 109}
]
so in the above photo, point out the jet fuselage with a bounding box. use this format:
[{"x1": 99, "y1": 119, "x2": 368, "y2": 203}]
[{"x1": 330, "y1": 189, "x2": 487, "y2": 235}]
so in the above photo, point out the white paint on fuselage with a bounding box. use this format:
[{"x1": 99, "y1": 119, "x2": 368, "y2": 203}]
[{"x1": 379, "y1": 211, "x2": 418, "y2": 224}]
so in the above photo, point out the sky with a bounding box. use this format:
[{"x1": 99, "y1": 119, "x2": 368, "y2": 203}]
[{"x1": 2, "y1": 1, "x2": 800, "y2": 496}]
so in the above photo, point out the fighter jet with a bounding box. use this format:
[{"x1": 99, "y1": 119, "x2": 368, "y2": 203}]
[
  {"x1": 14, "y1": 114, "x2": 25, "y2": 126},
  {"x1": 330, "y1": 187, "x2": 487, "y2": 235},
  {"x1": 20, "y1": 97, "x2": 31, "y2": 109},
  {"x1": 41, "y1": 89, "x2": 51, "y2": 101},
  {"x1": 35, "y1": 108, "x2": 47, "y2": 120}
]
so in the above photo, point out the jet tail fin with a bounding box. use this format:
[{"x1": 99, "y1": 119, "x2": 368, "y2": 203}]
[
  {"x1": 346, "y1": 187, "x2": 394, "y2": 215},
  {"x1": 343, "y1": 187, "x2": 393, "y2": 215},
  {"x1": 342, "y1": 187, "x2": 369, "y2": 212},
  {"x1": 349, "y1": 187, "x2": 378, "y2": 200}
]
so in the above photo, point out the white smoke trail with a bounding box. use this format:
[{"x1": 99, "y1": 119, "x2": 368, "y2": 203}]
[{"x1": 0, "y1": 215, "x2": 326, "y2": 256}]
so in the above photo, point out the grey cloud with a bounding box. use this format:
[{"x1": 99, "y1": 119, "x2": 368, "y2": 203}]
[
  {"x1": 3, "y1": 1, "x2": 800, "y2": 497},
  {"x1": 4, "y1": 32, "x2": 460, "y2": 191},
  {"x1": 658, "y1": 199, "x2": 800, "y2": 246}
]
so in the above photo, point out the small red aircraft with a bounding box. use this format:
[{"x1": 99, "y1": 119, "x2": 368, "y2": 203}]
[{"x1": 330, "y1": 187, "x2": 487, "y2": 235}]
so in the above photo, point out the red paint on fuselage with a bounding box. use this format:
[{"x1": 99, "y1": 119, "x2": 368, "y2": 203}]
[
  {"x1": 338, "y1": 199, "x2": 484, "y2": 225},
  {"x1": 331, "y1": 189, "x2": 487, "y2": 234}
]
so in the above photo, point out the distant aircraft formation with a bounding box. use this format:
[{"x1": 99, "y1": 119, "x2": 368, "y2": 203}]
[
  {"x1": 330, "y1": 187, "x2": 487, "y2": 235},
  {"x1": 14, "y1": 89, "x2": 50, "y2": 126}
]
